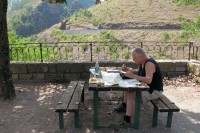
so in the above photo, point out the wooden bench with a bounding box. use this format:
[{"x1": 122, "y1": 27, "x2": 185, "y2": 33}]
[
  {"x1": 150, "y1": 94, "x2": 180, "y2": 128},
  {"x1": 55, "y1": 81, "x2": 85, "y2": 129}
]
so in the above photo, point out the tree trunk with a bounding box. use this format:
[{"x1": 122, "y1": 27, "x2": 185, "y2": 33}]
[{"x1": 0, "y1": 0, "x2": 15, "y2": 100}]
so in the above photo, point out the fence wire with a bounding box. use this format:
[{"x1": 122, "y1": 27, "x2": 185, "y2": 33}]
[{"x1": 9, "y1": 41, "x2": 200, "y2": 62}]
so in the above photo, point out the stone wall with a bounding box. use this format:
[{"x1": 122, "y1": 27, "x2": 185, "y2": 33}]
[
  {"x1": 188, "y1": 61, "x2": 200, "y2": 83},
  {"x1": 10, "y1": 60, "x2": 188, "y2": 82}
]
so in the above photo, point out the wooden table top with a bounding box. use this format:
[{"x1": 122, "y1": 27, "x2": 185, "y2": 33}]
[{"x1": 88, "y1": 67, "x2": 149, "y2": 91}]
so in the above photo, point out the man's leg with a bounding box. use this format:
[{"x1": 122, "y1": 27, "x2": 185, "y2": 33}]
[
  {"x1": 142, "y1": 90, "x2": 162, "y2": 108},
  {"x1": 126, "y1": 91, "x2": 135, "y2": 116},
  {"x1": 123, "y1": 91, "x2": 135, "y2": 123},
  {"x1": 115, "y1": 91, "x2": 127, "y2": 113}
]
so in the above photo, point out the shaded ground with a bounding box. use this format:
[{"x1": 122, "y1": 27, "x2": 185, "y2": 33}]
[{"x1": 0, "y1": 78, "x2": 200, "y2": 133}]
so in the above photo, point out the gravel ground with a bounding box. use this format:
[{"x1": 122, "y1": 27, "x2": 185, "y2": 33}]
[{"x1": 0, "y1": 77, "x2": 200, "y2": 133}]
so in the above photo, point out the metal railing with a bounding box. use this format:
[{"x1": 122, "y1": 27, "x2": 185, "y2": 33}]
[{"x1": 9, "y1": 41, "x2": 200, "y2": 62}]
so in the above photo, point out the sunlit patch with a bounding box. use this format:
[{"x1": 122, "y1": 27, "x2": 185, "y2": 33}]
[
  {"x1": 13, "y1": 105, "x2": 23, "y2": 109},
  {"x1": 37, "y1": 95, "x2": 46, "y2": 101}
]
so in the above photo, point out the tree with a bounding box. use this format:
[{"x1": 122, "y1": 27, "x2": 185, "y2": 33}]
[
  {"x1": 0, "y1": 0, "x2": 68, "y2": 100},
  {"x1": 0, "y1": 0, "x2": 15, "y2": 100}
]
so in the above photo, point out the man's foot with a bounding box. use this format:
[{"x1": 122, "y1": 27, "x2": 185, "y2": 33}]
[
  {"x1": 124, "y1": 115, "x2": 131, "y2": 123},
  {"x1": 114, "y1": 103, "x2": 126, "y2": 113},
  {"x1": 120, "y1": 115, "x2": 131, "y2": 125}
]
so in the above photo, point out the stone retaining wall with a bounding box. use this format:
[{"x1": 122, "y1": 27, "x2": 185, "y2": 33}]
[
  {"x1": 10, "y1": 60, "x2": 188, "y2": 82},
  {"x1": 188, "y1": 61, "x2": 200, "y2": 83}
]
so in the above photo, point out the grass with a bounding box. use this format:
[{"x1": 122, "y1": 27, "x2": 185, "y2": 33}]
[
  {"x1": 173, "y1": 0, "x2": 200, "y2": 6},
  {"x1": 66, "y1": 0, "x2": 199, "y2": 26}
]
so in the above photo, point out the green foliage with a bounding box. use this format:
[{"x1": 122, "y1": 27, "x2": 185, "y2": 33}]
[
  {"x1": 173, "y1": 0, "x2": 200, "y2": 6},
  {"x1": 162, "y1": 32, "x2": 171, "y2": 41},
  {"x1": 70, "y1": 8, "x2": 104, "y2": 26},
  {"x1": 8, "y1": 31, "x2": 29, "y2": 44},
  {"x1": 92, "y1": 17, "x2": 103, "y2": 26},
  {"x1": 71, "y1": 9, "x2": 93, "y2": 22},
  {"x1": 181, "y1": 16, "x2": 200, "y2": 35},
  {"x1": 47, "y1": 29, "x2": 118, "y2": 42},
  {"x1": 176, "y1": 15, "x2": 192, "y2": 22},
  {"x1": 7, "y1": 0, "x2": 94, "y2": 36},
  {"x1": 8, "y1": 29, "x2": 132, "y2": 61}
]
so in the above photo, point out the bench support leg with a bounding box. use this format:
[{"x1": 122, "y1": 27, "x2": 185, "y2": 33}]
[
  {"x1": 93, "y1": 90, "x2": 99, "y2": 130},
  {"x1": 58, "y1": 112, "x2": 64, "y2": 129},
  {"x1": 152, "y1": 106, "x2": 158, "y2": 127},
  {"x1": 166, "y1": 112, "x2": 173, "y2": 128},
  {"x1": 134, "y1": 90, "x2": 142, "y2": 129},
  {"x1": 81, "y1": 88, "x2": 84, "y2": 102},
  {"x1": 74, "y1": 111, "x2": 79, "y2": 128}
]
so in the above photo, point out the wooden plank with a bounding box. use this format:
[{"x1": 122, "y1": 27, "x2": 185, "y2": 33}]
[
  {"x1": 68, "y1": 81, "x2": 85, "y2": 112},
  {"x1": 88, "y1": 83, "x2": 149, "y2": 91},
  {"x1": 157, "y1": 99, "x2": 170, "y2": 112},
  {"x1": 159, "y1": 95, "x2": 180, "y2": 112},
  {"x1": 151, "y1": 99, "x2": 170, "y2": 112},
  {"x1": 55, "y1": 81, "x2": 78, "y2": 112}
]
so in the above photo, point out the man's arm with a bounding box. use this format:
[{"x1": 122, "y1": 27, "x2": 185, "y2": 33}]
[
  {"x1": 125, "y1": 62, "x2": 155, "y2": 84},
  {"x1": 122, "y1": 66, "x2": 138, "y2": 74},
  {"x1": 128, "y1": 68, "x2": 138, "y2": 74}
]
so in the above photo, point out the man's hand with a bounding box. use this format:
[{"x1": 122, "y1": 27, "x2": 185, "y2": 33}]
[
  {"x1": 125, "y1": 71, "x2": 136, "y2": 79},
  {"x1": 122, "y1": 66, "x2": 128, "y2": 72}
]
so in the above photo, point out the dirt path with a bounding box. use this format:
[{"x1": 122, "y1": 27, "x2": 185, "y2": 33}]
[{"x1": 0, "y1": 80, "x2": 200, "y2": 133}]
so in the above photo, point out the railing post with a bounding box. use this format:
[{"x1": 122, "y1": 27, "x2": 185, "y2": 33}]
[
  {"x1": 40, "y1": 43, "x2": 43, "y2": 62},
  {"x1": 188, "y1": 42, "x2": 193, "y2": 61},
  {"x1": 140, "y1": 42, "x2": 143, "y2": 48},
  {"x1": 90, "y1": 43, "x2": 93, "y2": 62},
  {"x1": 196, "y1": 46, "x2": 198, "y2": 60}
]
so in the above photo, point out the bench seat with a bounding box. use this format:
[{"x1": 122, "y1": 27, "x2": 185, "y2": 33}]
[
  {"x1": 150, "y1": 94, "x2": 180, "y2": 128},
  {"x1": 55, "y1": 81, "x2": 85, "y2": 129}
]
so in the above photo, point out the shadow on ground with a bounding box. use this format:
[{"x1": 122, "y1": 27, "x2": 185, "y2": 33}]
[{"x1": 0, "y1": 83, "x2": 199, "y2": 133}]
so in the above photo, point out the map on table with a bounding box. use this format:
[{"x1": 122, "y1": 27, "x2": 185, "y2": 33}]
[{"x1": 101, "y1": 71, "x2": 140, "y2": 87}]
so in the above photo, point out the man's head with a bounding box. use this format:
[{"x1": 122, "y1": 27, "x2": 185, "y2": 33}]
[{"x1": 131, "y1": 48, "x2": 147, "y2": 64}]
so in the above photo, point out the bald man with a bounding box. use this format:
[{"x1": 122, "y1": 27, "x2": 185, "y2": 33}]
[{"x1": 115, "y1": 48, "x2": 163, "y2": 124}]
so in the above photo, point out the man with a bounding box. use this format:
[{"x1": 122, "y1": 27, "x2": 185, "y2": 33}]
[{"x1": 115, "y1": 48, "x2": 163, "y2": 124}]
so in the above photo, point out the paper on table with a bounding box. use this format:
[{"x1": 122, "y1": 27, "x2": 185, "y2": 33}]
[
  {"x1": 119, "y1": 79, "x2": 141, "y2": 88},
  {"x1": 101, "y1": 71, "x2": 121, "y2": 86},
  {"x1": 89, "y1": 68, "x2": 99, "y2": 76}
]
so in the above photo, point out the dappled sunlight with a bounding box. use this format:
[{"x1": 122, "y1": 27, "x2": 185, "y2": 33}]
[
  {"x1": 1, "y1": 82, "x2": 200, "y2": 133},
  {"x1": 32, "y1": 83, "x2": 67, "y2": 105},
  {"x1": 182, "y1": 110, "x2": 200, "y2": 125},
  {"x1": 13, "y1": 105, "x2": 23, "y2": 109},
  {"x1": 12, "y1": 105, "x2": 24, "y2": 112}
]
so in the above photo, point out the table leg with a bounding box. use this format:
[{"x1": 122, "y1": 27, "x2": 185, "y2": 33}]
[
  {"x1": 93, "y1": 90, "x2": 99, "y2": 130},
  {"x1": 58, "y1": 112, "x2": 64, "y2": 129},
  {"x1": 133, "y1": 90, "x2": 142, "y2": 129}
]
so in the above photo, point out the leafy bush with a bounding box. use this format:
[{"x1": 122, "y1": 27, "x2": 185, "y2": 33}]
[
  {"x1": 73, "y1": 9, "x2": 93, "y2": 21},
  {"x1": 8, "y1": 30, "x2": 29, "y2": 44},
  {"x1": 92, "y1": 17, "x2": 103, "y2": 26},
  {"x1": 181, "y1": 16, "x2": 200, "y2": 35}
]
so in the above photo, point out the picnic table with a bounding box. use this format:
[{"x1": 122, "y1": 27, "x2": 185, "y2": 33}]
[{"x1": 88, "y1": 67, "x2": 150, "y2": 129}]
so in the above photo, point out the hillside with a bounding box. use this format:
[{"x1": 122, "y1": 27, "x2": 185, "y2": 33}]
[
  {"x1": 32, "y1": 0, "x2": 200, "y2": 42},
  {"x1": 7, "y1": 0, "x2": 95, "y2": 37},
  {"x1": 67, "y1": 0, "x2": 200, "y2": 29}
]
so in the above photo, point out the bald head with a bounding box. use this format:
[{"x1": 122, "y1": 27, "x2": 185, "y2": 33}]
[
  {"x1": 131, "y1": 48, "x2": 148, "y2": 64},
  {"x1": 132, "y1": 48, "x2": 147, "y2": 57}
]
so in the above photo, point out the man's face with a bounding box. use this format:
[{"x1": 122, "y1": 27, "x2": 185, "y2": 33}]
[{"x1": 132, "y1": 53, "x2": 144, "y2": 64}]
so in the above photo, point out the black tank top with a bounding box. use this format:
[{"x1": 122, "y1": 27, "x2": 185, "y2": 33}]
[{"x1": 138, "y1": 58, "x2": 163, "y2": 94}]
